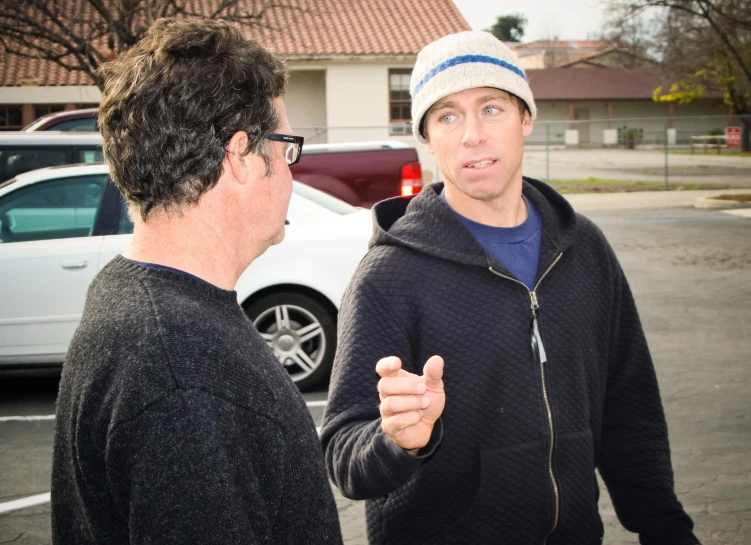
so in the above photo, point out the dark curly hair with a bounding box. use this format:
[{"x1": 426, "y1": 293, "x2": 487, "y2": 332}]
[{"x1": 97, "y1": 18, "x2": 288, "y2": 220}]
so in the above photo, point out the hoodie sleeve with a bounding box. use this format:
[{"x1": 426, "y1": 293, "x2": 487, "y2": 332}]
[
  {"x1": 598, "y1": 250, "x2": 700, "y2": 545},
  {"x1": 320, "y1": 266, "x2": 443, "y2": 501}
]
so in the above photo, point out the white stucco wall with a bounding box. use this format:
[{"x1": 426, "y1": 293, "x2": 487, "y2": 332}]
[
  {"x1": 296, "y1": 61, "x2": 443, "y2": 183},
  {"x1": 285, "y1": 70, "x2": 326, "y2": 139},
  {"x1": 0, "y1": 86, "x2": 101, "y2": 104},
  {"x1": 530, "y1": 100, "x2": 734, "y2": 146},
  {"x1": 324, "y1": 64, "x2": 393, "y2": 142},
  {"x1": 518, "y1": 53, "x2": 546, "y2": 70}
]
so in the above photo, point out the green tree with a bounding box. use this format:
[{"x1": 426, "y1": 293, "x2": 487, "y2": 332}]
[
  {"x1": 487, "y1": 14, "x2": 528, "y2": 42},
  {"x1": 609, "y1": 0, "x2": 751, "y2": 150},
  {"x1": 0, "y1": 0, "x2": 309, "y2": 90}
]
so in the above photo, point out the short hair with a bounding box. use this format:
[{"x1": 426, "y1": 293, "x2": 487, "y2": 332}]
[
  {"x1": 98, "y1": 18, "x2": 288, "y2": 220},
  {"x1": 420, "y1": 90, "x2": 530, "y2": 141}
]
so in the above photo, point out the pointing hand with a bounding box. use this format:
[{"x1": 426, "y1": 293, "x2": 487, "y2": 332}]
[{"x1": 376, "y1": 355, "x2": 445, "y2": 454}]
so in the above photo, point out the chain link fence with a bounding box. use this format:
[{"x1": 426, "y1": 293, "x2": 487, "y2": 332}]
[{"x1": 295, "y1": 115, "x2": 750, "y2": 190}]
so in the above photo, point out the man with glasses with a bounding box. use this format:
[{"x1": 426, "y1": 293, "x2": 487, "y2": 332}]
[{"x1": 51, "y1": 19, "x2": 341, "y2": 545}]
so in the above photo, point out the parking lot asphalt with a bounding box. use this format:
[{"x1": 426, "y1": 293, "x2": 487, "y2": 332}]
[{"x1": 2, "y1": 191, "x2": 750, "y2": 544}]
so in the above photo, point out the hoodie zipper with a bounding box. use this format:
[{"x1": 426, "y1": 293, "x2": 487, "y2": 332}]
[{"x1": 489, "y1": 252, "x2": 563, "y2": 543}]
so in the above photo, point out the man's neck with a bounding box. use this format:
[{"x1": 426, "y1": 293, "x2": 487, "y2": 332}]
[
  {"x1": 123, "y1": 202, "x2": 264, "y2": 291},
  {"x1": 443, "y1": 180, "x2": 527, "y2": 228}
]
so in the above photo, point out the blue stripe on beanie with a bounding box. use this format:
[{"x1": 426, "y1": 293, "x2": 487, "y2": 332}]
[{"x1": 411, "y1": 54, "x2": 528, "y2": 97}]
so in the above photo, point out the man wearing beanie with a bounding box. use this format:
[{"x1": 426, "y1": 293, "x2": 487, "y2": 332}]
[{"x1": 321, "y1": 30, "x2": 700, "y2": 545}]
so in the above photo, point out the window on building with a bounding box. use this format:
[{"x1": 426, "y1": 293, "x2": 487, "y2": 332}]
[
  {"x1": 0, "y1": 105, "x2": 24, "y2": 131},
  {"x1": 389, "y1": 69, "x2": 412, "y2": 132}
]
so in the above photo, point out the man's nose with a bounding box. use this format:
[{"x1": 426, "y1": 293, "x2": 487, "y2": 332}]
[{"x1": 462, "y1": 114, "x2": 486, "y2": 146}]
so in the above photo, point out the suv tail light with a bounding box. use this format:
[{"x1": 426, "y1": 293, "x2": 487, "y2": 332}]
[{"x1": 401, "y1": 162, "x2": 423, "y2": 197}]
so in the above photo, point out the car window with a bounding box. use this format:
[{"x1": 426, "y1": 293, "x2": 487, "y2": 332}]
[
  {"x1": 118, "y1": 198, "x2": 134, "y2": 234},
  {"x1": 292, "y1": 183, "x2": 358, "y2": 215},
  {"x1": 49, "y1": 118, "x2": 98, "y2": 132},
  {"x1": 0, "y1": 148, "x2": 68, "y2": 183},
  {"x1": 77, "y1": 148, "x2": 104, "y2": 164},
  {"x1": 0, "y1": 174, "x2": 109, "y2": 244}
]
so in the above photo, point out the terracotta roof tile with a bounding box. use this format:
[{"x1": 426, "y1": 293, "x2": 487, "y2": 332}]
[{"x1": 0, "y1": 0, "x2": 469, "y2": 87}]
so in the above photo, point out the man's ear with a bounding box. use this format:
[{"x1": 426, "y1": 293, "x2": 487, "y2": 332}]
[
  {"x1": 421, "y1": 117, "x2": 435, "y2": 155},
  {"x1": 424, "y1": 130, "x2": 435, "y2": 155},
  {"x1": 522, "y1": 111, "x2": 534, "y2": 137},
  {"x1": 226, "y1": 131, "x2": 250, "y2": 184}
]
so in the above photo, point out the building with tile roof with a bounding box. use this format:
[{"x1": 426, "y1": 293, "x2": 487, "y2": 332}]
[
  {"x1": 525, "y1": 67, "x2": 730, "y2": 146},
  {"x1": 0, "y1": 3, "x2": 733, "y2": 156},
  {"x1": 0, "y1": 0, "x2": 469, "y2": 138}
]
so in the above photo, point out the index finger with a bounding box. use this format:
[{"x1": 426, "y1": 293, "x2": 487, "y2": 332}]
[
  {"x1": 375, "y1": 356, "x2": 404, "y2": 378},
  {"x1": 378, "y1": 376, "x2": 426, "y2": 397}
]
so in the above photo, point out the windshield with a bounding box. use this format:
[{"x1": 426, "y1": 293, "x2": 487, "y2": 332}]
[{"x1": 292, "y1": 182, "x2": 358, "y2": 215}]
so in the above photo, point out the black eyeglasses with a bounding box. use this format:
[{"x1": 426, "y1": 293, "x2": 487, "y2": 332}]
[{"x1": 265, "y1": 133, "x2": 304, "y2": 166}]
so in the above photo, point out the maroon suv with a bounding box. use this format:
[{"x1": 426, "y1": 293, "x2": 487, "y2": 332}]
[
  {"x1": 23, "y1": 109, "x2": 99, "y2": 132},
  {"x1": 22, "y1": 108, "x2": 423, "y2": 207}
]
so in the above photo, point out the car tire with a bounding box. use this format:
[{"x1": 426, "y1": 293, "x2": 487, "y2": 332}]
[{"x1": 244, "y1": 292, "x2": 336, "y2": 392}]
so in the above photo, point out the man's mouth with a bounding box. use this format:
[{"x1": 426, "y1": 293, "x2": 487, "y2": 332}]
[{"x1": 466, "y1": 160, "x2": 495, "y2": 169}]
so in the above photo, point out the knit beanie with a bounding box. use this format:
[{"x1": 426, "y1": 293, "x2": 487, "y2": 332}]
[{"x1": 410, "y1": 31, "x2": 536, "y2": 143}]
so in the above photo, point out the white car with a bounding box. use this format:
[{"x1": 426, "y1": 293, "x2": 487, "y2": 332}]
[{"x1": 0, "y1": 163, "x2": 372, "y2": 390}]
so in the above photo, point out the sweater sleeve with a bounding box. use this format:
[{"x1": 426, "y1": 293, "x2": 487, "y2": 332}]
[
  {"x1": 598, "y1": 255, "x2": 700, "y2": 545},
  {"x1": 106, "y1": 389, "x2": 285, "y2": 545},
  {"x1": 320, "y1": 272, "x2": 443, "y2": 501}
]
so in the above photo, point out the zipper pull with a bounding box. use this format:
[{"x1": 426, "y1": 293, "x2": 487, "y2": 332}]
[
  {"x1": 531, "y1": 318, "x2": 547, "y2": 364},
  {"x1": 529, "y1": 291, "x2": 547, "y2": 364},
  {"x1": 530, "y1": 291, "x2": 540, "y2": 317}
]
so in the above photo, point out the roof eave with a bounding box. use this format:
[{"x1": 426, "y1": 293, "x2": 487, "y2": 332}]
[{"x1": 283, "y1": 54, "x2": 417, "y2": 62}]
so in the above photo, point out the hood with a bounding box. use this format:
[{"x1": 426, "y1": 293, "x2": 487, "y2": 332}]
[{"x1": 370, "y1": 178, "x2": 578, "y2": 268}]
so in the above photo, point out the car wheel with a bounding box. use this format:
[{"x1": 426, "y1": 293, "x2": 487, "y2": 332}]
[{"x1": 244, "y1": 292, "x2": 336, "y2": 392}]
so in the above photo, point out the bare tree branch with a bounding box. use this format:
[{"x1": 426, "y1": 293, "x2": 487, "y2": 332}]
[
  {"x1": 604, "y1": 0, "x2": 751, "y2": 149},
  {"x1": 0, "y1": 0, "x2": 314, "y2": 90},
  {"x1": 655, "y1": 0, "x2": 751, "y2": 83}
]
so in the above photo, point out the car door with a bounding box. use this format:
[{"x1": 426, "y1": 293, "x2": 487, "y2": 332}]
[{"x1": 0, "y1": 174, "x2": 109, "y2": 364}]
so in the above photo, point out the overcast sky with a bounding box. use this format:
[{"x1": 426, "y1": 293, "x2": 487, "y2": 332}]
[{"x1": 453, "y1": 0, "x2": 609, "y2": 41}]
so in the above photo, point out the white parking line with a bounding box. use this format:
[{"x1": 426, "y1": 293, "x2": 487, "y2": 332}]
[
  {"x1": 0, "y1": 402, "x2": 328, "y2": 514},
  {"x1": 0, "y1": 415, "x2": 56, "y2": 422},
  {"x1": 0, "y1": 492, "x2": 51, "y2": 515},
  {"x1": 0, "y1": 402, "x2": 326, "y2": 424}
]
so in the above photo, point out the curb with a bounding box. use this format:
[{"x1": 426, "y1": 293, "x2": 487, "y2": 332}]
[{"x1": 695, "y1": 195, "x2": 751, "y2": 209}]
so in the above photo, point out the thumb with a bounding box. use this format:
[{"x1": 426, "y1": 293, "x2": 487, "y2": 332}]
[{"x1": 423, "y1": 355, "x2": 444, "y2": 390}]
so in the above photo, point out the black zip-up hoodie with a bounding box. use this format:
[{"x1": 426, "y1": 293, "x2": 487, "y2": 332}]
[{"x1": 321, "y1": 179, "x2": 699, "y2": 545}]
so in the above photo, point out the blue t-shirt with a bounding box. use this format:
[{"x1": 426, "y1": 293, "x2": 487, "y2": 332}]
[{"x1": 440, "y1": 190, "x2": 542, "y2": 290}]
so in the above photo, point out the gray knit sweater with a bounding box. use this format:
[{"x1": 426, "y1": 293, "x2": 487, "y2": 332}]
[{"x1": 52, "y1": 256, "x2": 342, "y2": 545}]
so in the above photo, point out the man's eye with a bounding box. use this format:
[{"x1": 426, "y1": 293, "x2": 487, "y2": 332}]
[
  {"x1": 484, "y1": 106, "x2": 499, "y2": 115},
  {"x1": 440, "y1": 114, "x2": 455, "y2": 123}
]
